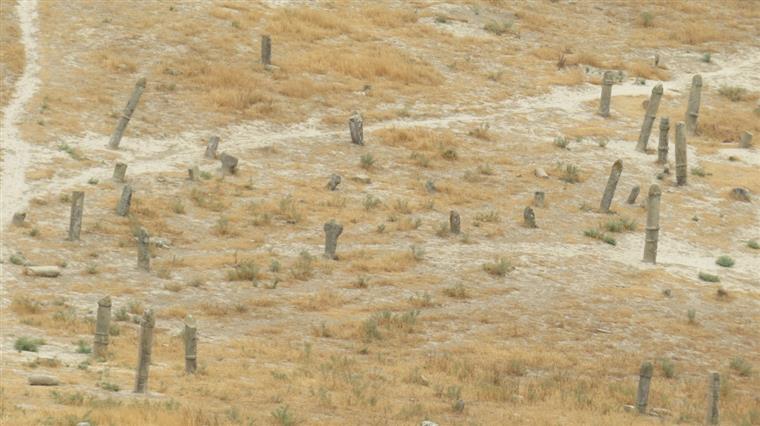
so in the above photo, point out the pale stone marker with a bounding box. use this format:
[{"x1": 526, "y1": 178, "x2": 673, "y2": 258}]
[{"x1": 109, "y1": 78, "x2": 146, "y2": 149}]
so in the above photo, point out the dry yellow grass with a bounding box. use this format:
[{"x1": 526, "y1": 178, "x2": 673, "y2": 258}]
[{"x1": 0, "y1": 0, "x2": 24, "y2": 114}]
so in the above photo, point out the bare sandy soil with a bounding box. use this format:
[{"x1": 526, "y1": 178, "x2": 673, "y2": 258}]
[{"x1": 1, "y1": 1, "x2": 759, "y2": 425}]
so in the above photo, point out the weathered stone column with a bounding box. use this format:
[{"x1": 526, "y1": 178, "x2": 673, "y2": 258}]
[
  {"x1": 523, "y1": 207, "x2": 537, "y2": 228},
  {"x1": 740, "y1": 131, "x2": 753, "y2": 148},
  {"x1": 533, "y1": 191, "x2": 545, "y2": 207},
  {"x1": 636, "y1": 84, "x2": 663, "y2": 152},
  {"x1": 684, "y1": 75, "x2": 702, "y2": 135},
  {"x1": 326, "y1": 174, "x2": 341, "y2": 191},
  {"x1": 626, "y1": 185, "x2": 640, "y2": 205},
  {"x1": 323, "y1": 220, "x2": 343, "y2": 259},
  {"x1": 12, "y1": 212, "x2": 26, "y2": 226},
  {"x1": 449, "y1": 210, "x2": 460, "y2": 234},
  {"x1": 188, "y1": 166, "x2": 200, "y2": 181},
  {"x1": 113, "y1": 162, "x2": 128, "y2": 182},
  {"x1": 220, "y1": 152, "x2": 238, "y2": 175},
  {"x1": 109, "y1": 78, "x2": 146, "y2": 149},
  {"x1": 93, "y1": 296, "x2": 111, "y2": 359},
  {"x1": 68, "y1": 191, "x2": 84, "y2": 241},
  {"x1": 204, "y1": 136, "x2": 219, "y2": 159},
  {"x1": 675, "y1": 122, "x2": 687, "y2": 186},
  {"x1": 349, "y1": 112, "x2": 363, "y2": 145},
  {"x1": 183, "y1": 315, "x2": 197, "y2": 374},
  {"x1": 635, "y1": 361, "x2": 654, "y2": 414},
  {"x1": 657, "y1": 117, "x2": 670, "y2": 165},
  {"x1": 137, "y1": 227, "x2": 150, "y2": 271},
  {"x1": 134, "y1": 309, "x2": 155, "y2": 393},
  {"x1": 599, "y1": 159, "x2": 623, "y2": 213},
  {"x1": 705, "y1": 372, "x2": 720, "y2": 425},
  {"x1": 261, "y1": 35, "x2": 271, "y2": 66},
  {"x1": 598, "y1": 71, "x2": 613, "y2": 117},
  {"x1": 642, "y1": 185, "x2": 661, "y2": 263},
  {"x1": 116, "y1": 185, "x2": 133, "y2": 216}
]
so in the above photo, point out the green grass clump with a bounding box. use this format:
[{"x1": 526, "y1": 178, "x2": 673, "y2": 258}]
[
  {"x1": 75, "y1": 339, "x2": 91, "y2": 354},
  {"x1": 718, "y1": 85, "x2": 748, "y2": 102},
  {"x1": 553, "y1": 136, "x2": 570, "y2": 149},
  {"x1": 443, "y1": 283, "x2": 469, "y2": 299},
  {"x1": 748, "y1": 239, "x2": 759, "y2": 249},
  {"x1": 659, "y1": 358, "x2": 676, "y2": 378},
  {"x1": 226, "y1": 261, "x2": 258, "y2": 281},
  {"x1": 483, "y1": 20, "x2": 513, "y2": 35},
  {"x1": 730, "y1": 357, "x2": 753, "y2": 377},
  {"x1": 360, "y1": 153, "x2": 375, "y2": 169},
  {"x1": 715, "y1": 255, "x2": 735, "y2": 267},
  {"x1": 584, "y1": 229, "x2": 616, "y2": 246},
  {"x1": 483, "y1": 257, "x2": 513, "y2": 276},
  {"x1": 15, "y1": 337, "x2": 46, "y2": 352},
  {"x1": 559, "y1": 164, "x2": 580, "y2": 183},
  {"x1": 604, "y1": 218, "x2": 637, "y2": 233},
  {"x1": 698, "y1": 272, "x2": 720, "y2": 282}
]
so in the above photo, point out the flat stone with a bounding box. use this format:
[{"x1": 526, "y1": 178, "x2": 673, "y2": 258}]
[
  {"x1": 24, "y1": 266, "x2": 62, "y2": 277},
  {"x1": 421, "y1": 422, "x2": 439, "y2": 426},
  {"x1": 351, "y1": 175, "x2": 371, "y2": 184},
  {"x1": 28, "y1": 374, "x2": 60, "y2": 386},
  {"x1": 534, "y1": 168, "x2": 548, "y2": 178}
]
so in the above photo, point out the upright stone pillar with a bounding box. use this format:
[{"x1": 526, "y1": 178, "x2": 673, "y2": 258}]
[
  {"x1": 523, "y1": 207, "x2": 537, "y2": 228},
  {"x1": 326, "y1": 174, "x2": 341, "y2": 191},
  {"x1": 93, "y1": 296, "x2": 111, "y2": 359},
  {"x1": 626, "y1": 185, "x2": 640, "y2": 205},
  {"x1": 220, "y1": 152, "x2": 238, "y2": 176},
  {"x1": 705, "y1": 372, "x2": 720, "y2": 425},
  {"x1": 134, "y1": 309, "x2": 155, "y2": 393},
  {"x1": 116, "y1": 185, "x2": 133, "y2": 216},
  {"x1": 598, "y1": 71, "x2": 613, "y2": 117},
  {"x1": 636, "y1": 84, "x2": 663, "y2": 152},
  {"x1": 137, "y1": 227, "x2": 150, "y2": 271},
  {"x1": 684, "y1": 75, "x2": 702, "y2": 135},
  {"x1": 449, "y1": 210, "x2": 461, "y2": 234},
  {"x1": 323, "y1": 220, "x2": 343, "y2": 259},
  {"x1": 642, "y1": 185, "x2": 661, "y2": 263},
  {"x1": 184, "y1": 316, "x2": 197, "y2": 374},
  {"x1": 533, "y1": 191, "x2": 545, "y2": 207},
  {"x1": 740, "y1": 131, "x2": 753, "y2": 148},
  {"x1": 261, "y1": 35, "x2": 271, "y2": 66},
  {"x1": 68, "y1": 191, "x2": 84, "y2": 241},
  {"x1": 113, "y1": 162, "x2": 127, "y2": 182},
  {"x1": 599, "y1": 160, "x2": 623, "y2": 213},
  {"x1": 657, "y1": 117, "x2": 670, "y2": 165},
  {"x1": 349, "y1": 112, "x2": 363, "y2": 145},
  {"x1": 12, "y1": 212, "x2": 26, "y2": 226},
  {"x1": 109, "y1": 78, "x2": 146, "y2": 149},
  {"x1": 675, "y1": 122, "x2": 687, "y2": 186},
  {"x1": 204, "y1": 136, "x2": 219, "y2": 159},
  {"x1": 635, "y1": 361, "x2": 654, "y2": 414}
]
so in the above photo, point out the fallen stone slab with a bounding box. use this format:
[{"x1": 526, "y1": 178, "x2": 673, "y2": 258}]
[
  {"x1": 534, "y1": 168, "x2": 548, "y2": 178},
  {"x1": 24, "y1": 266, "x2": 62, "y2": 277},
  {"x1": 28, "y1": 374, "x2": 60, "y2": 386}
]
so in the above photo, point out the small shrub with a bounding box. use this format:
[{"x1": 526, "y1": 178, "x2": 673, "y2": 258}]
[
  {"x1": 584, "y1": 228, "x2": 616, "y2": 245},
  {"x1": 269, "y1": 259, "x2": 281, "y2": 273},
  {"x1": 468, "y1": 122, "x2": 491, "y2": 140},
  {"x1": 597, "y1": 138, "x2": 608, "y2": 148},
  {"x1": 291, "y1": 251, "x2": 314, "y2": 281},
  {"x1": 718, "y1": 85, "x2": 748, "y2": 102},
  {"x1": 29, "y1": 227, "x2": 40, "y2": 237},
  {"x1": 659, "y1": 358, "x2": 676, "y2": 378},
  {"x1": 484, "y1": 20, "x2": 513, "y2": 35},
  {"x1": 698, "y1": 271, "x2": 720, "y2": 282},
  {"x1": 483, "y1": 257, "x2": 513, "y2": 276},
  {"x1": 716, "y1": 255, "x2": 734, "y2": 267},
  {"x1": 15, "y1": 337, "x2": 45, "y2": 352},
  {"x1": 278, "y1": 196, "x2": 302, "y2": 224},
  {"x1": 200, "y1": 171, "x2": 212, "y2": 180},
  {"x1": 171, "y1": 199, "x2": 186, "y2": 214},
  {"x1": 691, "y1": 166, "x2": 707, "y2": 177},
  {"x1": 394, "y1": 199, "x2": 411, "y2": 214},
  {"x1": 409, "y1": 292, "x2": 434, "y2": 308},
  {"x1": 410, "y1": 245, "x2": 425, "y2": 261},
  {"x1": 87, "y1": 177, "x2": 99, "y2": 185},
  {"x1": 701, "y1": 52, "x2": 711, "y2": 63},
  {"x1": 114, "y1": 306, "x2": 129, "y2": 321},
  {"x1": 604, "y1": 218, "x2": 637, "y2": 233},
  {"x1": 435, "y1": 222, "x2": 449, "y2": 237},
  {"x1": 355, "y1": 276, "x2": 370, "y2": 289},
  {"x1": 363, "y1": 194, "x2": 381, "y2": 211},
  {"x1": 748, "y1": 239, "x2": 759, "y2": 249},
  {"x1": 271, "y1": 405, "x2": 296, "y2": 426},
  {"x1": 75, "y1": 339, "x2": 91, "y2": 354},
  {"x1": 687, "y1": 308, "x2": 697, "y2": 324},
  {"x1": 559, "y1": 164, "x2": 580, "y2": 183},
  {"x1": 553, "y1": 136, "x2": 570, "y2": 149},
  {"x1": 639, "y1": 11, "x2": 654, "y2": 27},
  {"x1": 227, "y1": 261, "x2": 258, "y2": 281},
  {"x1": 411, "y1": 152, "x2": 430, "y2": 168},
  {"x1": 443, "y1": 283, "x2": 468, "y2": 299},
  {"x1": 440, "y1": 147, "x2": 458, "y2": 160},
  {"x1": 360, "y1": 153, "x2": 376, "y2": 170},
  {"x1": 85, "y1": 264, "x2": 98, "y2": 275},
  {"x1": 98, "y1": 381, "x2": 120, "y2": 392},
  {"x1": 10, "y1": 253, "x2": 27, "y2": 265},
  {"x1": 730, "y1": 357, "x2": 753, "y2": 377},
  {"x1": 474, "y1": 210, "x2": 500, "y2": 223}
]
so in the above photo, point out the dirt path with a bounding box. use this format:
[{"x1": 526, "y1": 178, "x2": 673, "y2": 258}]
[{"x1": 0, "y1": 0, "x2": 39, "y2": 229}]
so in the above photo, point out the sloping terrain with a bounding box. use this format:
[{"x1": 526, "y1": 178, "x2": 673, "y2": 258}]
[{"x1": 1, "y1": 1, "x2": 759, "y2": 425}]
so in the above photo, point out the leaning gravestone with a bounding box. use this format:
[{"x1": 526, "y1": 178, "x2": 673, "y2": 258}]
[
  {"x1": 220, "y1": 152, "x2": 238, "y2": 175},
  {"x1": 323, "y1": 220, "x2": 343, "y2": 259},
  {"x1": 636, "y1": 84, "x2": 663, "y2": 152},
  {"x1": 204, "y1": 136, "x2": 220, "y2": 159},
  {"x1": 116, "y1": 185, "x2": 133, "y2": 216},
  {"x1": 68, "y1": 191, "x2": 84, "y2": 241},
  {"x1": 108, "y1": 78, "x2": 146, "y2": 149},
  {"x1": 349, "y1": 112, "x2": 364, "y2": 145},
  {"x1": 599, "y1": 160, "x2": 623, "y2": 213},
  {"x1": 685, "y1": 75, "x2": 702, "y2": 135}
]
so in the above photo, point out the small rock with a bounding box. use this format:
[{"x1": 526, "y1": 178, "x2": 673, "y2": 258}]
[
  {"x1": 153, "y1": 237, "x2": 172, "y2": 249},
  {"x1": 24, "y1": 266, "x2": 62, "y2": 277},
  {"x1": 534, "y1": 168, "x2": 548, "y2": 179},
  {"x1": 650, "y1": 408, "x2": 672, "y2": 417},
  {"x1": 453, "y1": 399, "x2": 465, "y2": 413},
  {"x1": 77, "y1": 423, "x2": 91, "y2": 426},
  {"x1": 425, "y1": 180, "x2": 436, "y2": 193},
  {"x1": 421, "y1": 422, "x2": 439, "y2": 426},
  {"x1": 623, "y1": 404, "x2": 635, "y2": 413},
  {"x1": 28, "y1": 374, "x2": 59, "y2": 386},
  {"x1": 12, "y1": 211, "x2": 27, "y2": 226},
  {"x1": 662, "y1": 289, "x2": 672, "y2": 297},
  {"x1": 351, "y1": 175, "x2": 371, "y2": 184},
  {"x1": 636, "y1": 78, "x2": 646, "y2": 85},
  {"x1": 326, "y1": 174, "x2": 341, "y2": 191},
  {"x1": 730, "y1": 187, "x2": 751, "y2": 202}
]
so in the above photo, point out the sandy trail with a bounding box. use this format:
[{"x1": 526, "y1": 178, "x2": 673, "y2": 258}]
[{"x1": 0, "y1": 0, "x2": 39, "y2": 231}]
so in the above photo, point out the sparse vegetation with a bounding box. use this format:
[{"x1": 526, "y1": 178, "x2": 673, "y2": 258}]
[
  {"x1": 227, "y1": 261, "x2": 258, "y2": 282},
  {"x1": 748, "y1": 240, "x2": 760, "y2": 249},
  {"x1": 483, "y1": 257, "x2": 513, "y2": 276},
  {"x1": 716, "y1": 255, "x2": 735, "y2": 267},
  {"x1": 687, "y1": 308, "x2": 697, "y2": 324},
  {"x1": 559, "y1": 164, "x2": 580, "y2": 183},
  {"x1": 584, "y1": 228, "x2": 617, "y2": 246},
  {"x1": 75, "y1": 339, "x2": 91, "y2": 354},
  {"x1": 484, "y1": 20, "x2": 513, "y2": 35},
  {"x1": 638, "y1": 11, "x2": 654, "y2": 28},
  {"x1": 360, "y1": 153, "x2": 376, "y2": 169},
  {"x1": 15, "y1": 337, "x2": 45, "y2": 352},
  {"x1": 699, "y1": 272, "x2": 720, "y2": 282},
  {"x1": 718, "y1": 85, "x2": 748, "y2": 102},
  {"x1": 443, "y1": 283, "x2": 468, "y2": 299},
  {"x1": 553, "y1": 136, "x2": 570, "y2": 149},
  {"x1": 603, "y1": 218, "x2": 636, "y2": 233},
  {"x1": 730, "y1": 357, "x2": 753, "y2": 377}
]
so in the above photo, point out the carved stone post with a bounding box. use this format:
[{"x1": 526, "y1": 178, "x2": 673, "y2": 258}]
[
  {"x1": 523, "y1": 207, "x2": 537, "y2": 228},
  {"x1": 204, "y1": 136, "x2": 219, "y2": 159},
  {"x1": 636, "y1": 84, "x2": 663, "y2": 152},
  {"x1": 68, "y1": 191, "x2": 84, "y2": 241},
  {"x1": 449, "y1": 210, "x2": 460, "y2": 234},
  {"x1": 220, "y1": 152, "x2": 238, "y2": 175},
  {"x1": 137, "y1": 227, "x2": 150, "y2": 271},
  {"x1": 684, "y1": 75, "x2": 702, "y2": 135},
  {"x1": 134, "y1": 309, "x2": 155, "y2": 393},
  {"x1": 261, "y1": 35, "x2": 271, "y2": 66},
  {"x1": 598, "y1": 71, "x2": 613, "y2": 117},
  {"x1": 12, "y1": 212, "x2": 26, "y2": 226},
  {"x1": 116, "y1": 185, "x2": 133, "y2": 216},
  {"x1": 706, "y1": 372, "x2": 720, "y2": 425},
  {"x1": 349, "y1": 112, "x2": 363, "y2": 145},
  {"x1": 740, "y1": 131, "x2": 753, "y2": 148},
  {"x1": 323, "y1": 220, "x2": 343, "y2": 259},
  {"x1": 657, "y1": 117, "x2": 669, "y2": 165},
  {"x1": 188, "y1": 166, "x2": 200, "y2": 181},
  {"x1": 326, "y1": 174, "x2": 341, "y2": 191},
  {"x1": 109, "y1": 78, "x2": 146, "y2": 149},
  {"x1": 626, "y1": 185, "x2": 640, "y2": 205},
  {"x1": 635, "y1": 361, "x2": 654, "y2": 414},
  {"x1": 675, "y1": 122, "x2": 687, "y2": 186},
  {"x1": 642, "y1": 185, "x2": 661, "y2": 263},
  {"x1": 93, "y1": 296, "x2": 111, "y2": 359},
  {"x1": 113, "y1": 162, "x2": 128, "y2": 182},
  {"x1": 599, "y1": 159, "x2": 623, "y2": 213},
  {"x1": 183, "y1": 316, "x2": 197, "y2": 374},
  {"x1": 533, "y1": 191, "x2": 545, "y2": 207}
]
